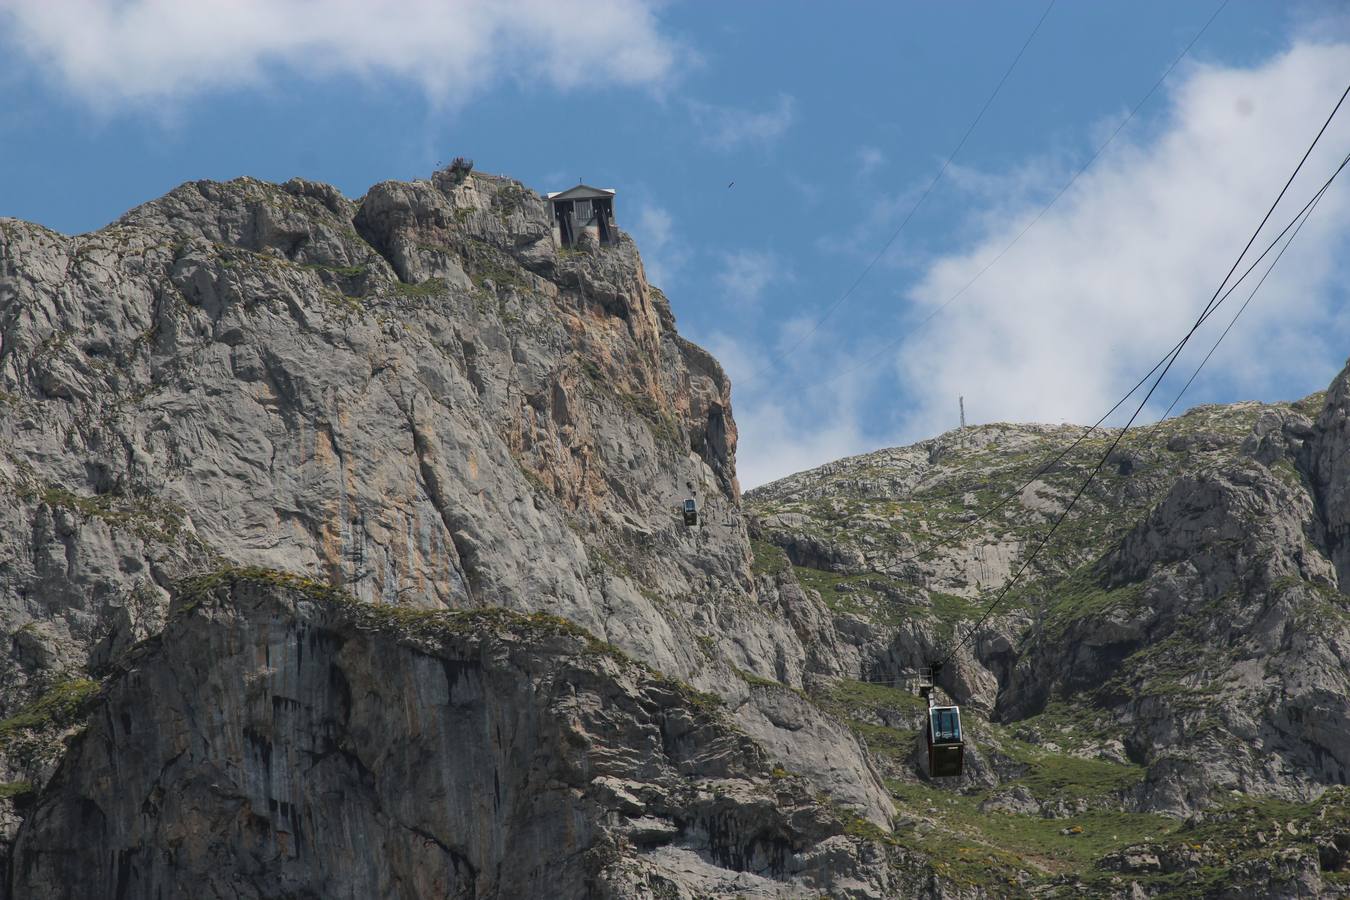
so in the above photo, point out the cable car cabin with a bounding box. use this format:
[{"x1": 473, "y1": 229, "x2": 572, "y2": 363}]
[
  {"x1": 926, "y1": 706, "x2": 964, "y2": 777},
  {"x1": 682, "y1": 499, "x2": 698, "y2": 526}
]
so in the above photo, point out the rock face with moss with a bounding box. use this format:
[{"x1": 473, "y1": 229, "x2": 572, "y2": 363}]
[
  {"x1": 749, "y1": 378, "x2": 1350, "y2": 894},
  {"x1": 0, "y1": 169, "x2": 896, "y2": 895},
  {"x1": 0, "y1": 171, "x2": 753, "y2": 679},
  {"x1": 11, "y1": 571, "x2": 909, "y2": 900}
]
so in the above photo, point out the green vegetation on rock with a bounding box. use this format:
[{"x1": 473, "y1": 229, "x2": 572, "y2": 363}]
[
  {"x1": 749, "y1": 538, "x2": 790, "y2": 578},
  {"x1": 0, "y1": 780, "x2": 34, "y2": 800},
  {"x1": 173, "y1": 567, "x2": 726, "y2": 716},
  {"x1": 392, "y1": 277, "x2": 448, "y2": 299},
  {"x1": 0, "y1": 678, "x2": 103, "y2": 769},
  {"x1": 12, "y1": 482, "x2": 189, "y2": 544},
  {"x1": 0, "y1": 678, "x2": 100, "y2": 740}
]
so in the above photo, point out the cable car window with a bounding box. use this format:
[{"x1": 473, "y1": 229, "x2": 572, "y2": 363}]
[{"x1": 930, "y1": 708, "x2": 961, "y2": 743}]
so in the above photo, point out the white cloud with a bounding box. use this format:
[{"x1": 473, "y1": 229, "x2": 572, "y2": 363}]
[
  {"x1": 1293, "y1": 1, "x2": 1350, "y2": 43},
  {"x1": 856, "y1": 145, "x2": 885, "y2": 176},
  {"x1": 720, "y1": 41, "x2": 1350, "y2": 490},
  {"x1": 716, "y1": 249, "x2": 789, "y2": 307},
  {"x1": 629, "y1": 202, "x2": 689, "y2": 287},
  {"x1": 636, "y1": 204, "x2": 674, "y2": 248},
  {"x1": 0, "y1": 0, "x2": 680, "y2": 106},
  {"x1": 891, "y1": 41, "x2": 1350, "y2": 439},
  {"x1": 688, "y1": 93, "x2": 795, "y2": 150},
  {"x1": 734, "y1": 398, "x2": 870, "y2": 490},
  {"x1": 700, "y1": 331, "x2": 872, "y2": 489},
  {"x1": 785, "y1": 172, "x2": 824, "y2": 206},
  {"x1": 939, "y1": 156, "x2": 1067, "y2": 231}
]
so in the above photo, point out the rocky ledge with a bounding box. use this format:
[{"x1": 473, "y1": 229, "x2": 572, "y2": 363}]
[{"x1": 11, "y1": 569, "x2": 916, "y2": 900}]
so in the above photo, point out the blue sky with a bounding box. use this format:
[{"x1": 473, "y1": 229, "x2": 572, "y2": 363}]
[{"x1": 2, "y1": 1, "x2": 1348, "y2": 487}]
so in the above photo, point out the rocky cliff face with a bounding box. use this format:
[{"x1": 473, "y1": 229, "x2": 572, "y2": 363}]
[
  {"x1": 2, "y1": 165, "x2": 1349, "y2": 897},
  {"x1": 12, "y1": 570, "x2": 903, "y2": 900},
  {"x1": 750, "y1": 387, "x2": 1350, "y2": 895},
  {"x1": 0, "y1": 168, "x2": 903, "y2": 897}
]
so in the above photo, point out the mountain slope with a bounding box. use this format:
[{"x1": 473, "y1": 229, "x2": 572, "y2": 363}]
[
  {"x1": 0, "y1": 168, "x2": 899, "y2": 897},
  {"x1": 1, "y1": 165, "x2": 1348, "y2": 896},
  {"x1": 749, "y1": 382, "x2": 1350, "y2": 894},
  {"x1": 13, "y1": 569, "x2": 901, "y2": 899}
]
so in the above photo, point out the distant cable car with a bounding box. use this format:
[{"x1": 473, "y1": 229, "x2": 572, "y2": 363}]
[
  {"x1": 926, "y1": 705, "x2": 964, "y2": 777},
  {"x1": 917, "y1": 662, "x2": 964, "y2": 778},
  {"x1": 682, "y1": 498, "x2": 699, "y2": 526}
]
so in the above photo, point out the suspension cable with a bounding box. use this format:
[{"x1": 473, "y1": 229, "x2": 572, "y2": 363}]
[{"x1": 938, "y1": 85, "x2": 1350, "y2": 665}]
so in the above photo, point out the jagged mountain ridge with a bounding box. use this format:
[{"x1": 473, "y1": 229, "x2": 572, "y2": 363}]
[
  {"x1": 0, "y1": 166, "x2": 1347, "y2": 896},
  {"x1": 748, "y1": 387, "x2": 1350, "y2": 892},
  {"x1": 0, "y1": 168, "x2": 901, "y2": 898}
]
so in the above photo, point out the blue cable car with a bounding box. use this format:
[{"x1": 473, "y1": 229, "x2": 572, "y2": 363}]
[{"x1": 927, "y1": 705, "x2": 964, "y2": 777}]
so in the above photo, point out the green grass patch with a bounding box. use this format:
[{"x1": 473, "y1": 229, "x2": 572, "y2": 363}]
[
  {"x1": 174, "y1": 567, "x2": 727, "y2": 717},
  {"x1": 517, "y1": 463, "x2": 551, "y2": 496},
  {"x1": 1039, "y1": 569, "x2": 1144, "y2": 639},
  {"x1": 469, "y1": 255, "x2": 530, "y2": 293},
  {"x1": 733, "y1": 667, "x2": 784, "y2": 690},
  {"x1": 392, "y1": 277, "x2": 448, "y2": 299},
  {"x1": 1269, "y1": 457, "x2": 1305, "y2": 490},
  {"x1": 1291, "y1": 391, "x2": 1326, "y2": 418},
  {"x1": 811, "y1": 679, "x2": 924, "y2": 773},
  {"x1": 1077, "y1": 789, "x2": 1350, "y2": 896},
  {"x1": 1011, "y1": 699, "x2": 1121, "y2": 751},
  {"x1": 1001, "y1": 743, "x2": 1147, "y2": 803},
  {"x1": 749, "y1": 538, "x2": 789, "y2": 578},
  {"x1": 578, "y1": 358, "x2": 604, "y2": 382},
  {"x1": 15, "y1": 483, "x2": 189, "y2": 544},
  {"x1": 927, "y1": 591, "x2": 985, "y2": 637},
  {"x1": 852, "y1": 721, "x2": 918, "y2": 762},
  {"x1": 0, "y1": 781, "x2": 33, "y2": 800},
  {"x1": 619, "y1": 392, "x2": 685, "y2": 450},
  {"x1": 732, "y1": 667, "x2": 809, "y2": 703},
  {"x1": 791, "y1": 566, "x2": 901, "y2": 618},
  {"x1": 0, "y1": 678, "x2": 100, "y2": 740},
  {"x1": 1173, "y1": 791, "x2": 1350, "y2": 848},
  {"x1": 302, "y1": 262, "x2": 369, "y2": 278},
  {"x1": 820, "y1": 678, "x2": 927, "y2": 717},
  {"x1": 888, "y1": 778, "x2": 1176, "y2": 884}
]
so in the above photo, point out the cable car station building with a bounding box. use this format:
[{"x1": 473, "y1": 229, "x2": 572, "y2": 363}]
[{"x1": 547, "y1": 185, "x2": 618, "y2": 249}]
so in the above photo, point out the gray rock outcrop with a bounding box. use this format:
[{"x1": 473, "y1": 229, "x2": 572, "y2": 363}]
[
  {"x1": 11, "y1": 570, "x2": 901, "y2": 900},
  {"x1": 0, "y1": 168, "x2": 899, "y2": 896}
]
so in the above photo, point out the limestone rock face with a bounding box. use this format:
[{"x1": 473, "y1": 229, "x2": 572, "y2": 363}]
[
  {"x1": 1311, "y1": 373, "x2": 1350, "y2": 586},
  {"x1": 0, "y1": 169, "x2": 899, "y2": 896},
  {"x1": 10, "y1": 572, "x2": 898, "y2": 900},
  {"x1": 0, "y1": 174, "x2": 757, "y2": 676}
]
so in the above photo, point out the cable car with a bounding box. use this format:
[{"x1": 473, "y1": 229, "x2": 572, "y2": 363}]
[
  {"x1": 682, "y1": 498, "x2": 699, "y2": 526},
  {"x1": 916, "y1": 661, "x2": 963, "y2": 778},
  {"x1": 926, "y1": 705, "x2": 964, "y2": 777}
]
